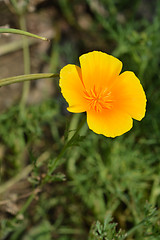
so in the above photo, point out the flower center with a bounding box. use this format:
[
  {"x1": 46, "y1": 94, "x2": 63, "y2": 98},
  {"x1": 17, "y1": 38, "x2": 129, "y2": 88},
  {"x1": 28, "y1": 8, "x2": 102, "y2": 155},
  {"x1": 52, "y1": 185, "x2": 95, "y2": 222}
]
[{"x1": 84, "y1": 86, "x2": 114, "y2": 112}]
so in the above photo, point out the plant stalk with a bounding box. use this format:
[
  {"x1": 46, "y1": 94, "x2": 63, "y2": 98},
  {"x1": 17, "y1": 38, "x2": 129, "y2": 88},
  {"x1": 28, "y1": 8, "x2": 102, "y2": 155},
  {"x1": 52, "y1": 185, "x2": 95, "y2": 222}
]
[
  {"x1": 45, "y1": 116, "x2": 86, "y2": 180},
  {"x1": 0, "y1": 28, "x2": 49, "y2": 41},
  {"x1": 19, "y1": 14, "x2": 31, "y2": 110},
  {"x1": 0, "y1": 73, "x2": 59, "y2": 87}
]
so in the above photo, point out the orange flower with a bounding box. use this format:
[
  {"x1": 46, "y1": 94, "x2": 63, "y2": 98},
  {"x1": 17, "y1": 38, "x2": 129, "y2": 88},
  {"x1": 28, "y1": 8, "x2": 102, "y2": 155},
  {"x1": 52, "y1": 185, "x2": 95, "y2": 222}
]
[{"x1": 59, "y1": 51, "x2": 146, "y2": 137}]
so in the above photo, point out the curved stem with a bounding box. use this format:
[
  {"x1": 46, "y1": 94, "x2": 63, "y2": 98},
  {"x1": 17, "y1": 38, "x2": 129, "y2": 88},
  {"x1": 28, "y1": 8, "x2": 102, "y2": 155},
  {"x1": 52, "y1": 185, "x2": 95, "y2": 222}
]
[
  {"x1": 0, "y1": 73, "x2": 59, "y2": 87},
  {"x1": 0, "y1": 28, "x2": 49, "y2": 41}
]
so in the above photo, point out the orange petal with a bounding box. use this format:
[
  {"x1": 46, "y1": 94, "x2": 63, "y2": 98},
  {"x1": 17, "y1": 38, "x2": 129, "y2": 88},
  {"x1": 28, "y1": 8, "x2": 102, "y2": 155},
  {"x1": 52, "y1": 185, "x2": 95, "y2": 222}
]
[
  {"x1": 67, "y1": 105, "x2": 87, "y2": 113},
  {"x1": 111, "y1": 71, "x2": 147, "y2": 121},
  {"x1": 79, "y1": 51, "x2": 122, "y2": 91},
  {"x1": 59, "y1": 64, "x2": 87, "y2": 113},
  {"x1": 87, "y1": 108, "x2": 133, "y2": 138}
]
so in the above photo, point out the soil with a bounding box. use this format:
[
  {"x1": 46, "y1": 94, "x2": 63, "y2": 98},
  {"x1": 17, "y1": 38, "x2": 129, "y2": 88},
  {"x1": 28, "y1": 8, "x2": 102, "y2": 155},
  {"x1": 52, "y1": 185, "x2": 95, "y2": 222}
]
[{"x1": 0, "y1": 0, "x2": 57, "y2": 111}]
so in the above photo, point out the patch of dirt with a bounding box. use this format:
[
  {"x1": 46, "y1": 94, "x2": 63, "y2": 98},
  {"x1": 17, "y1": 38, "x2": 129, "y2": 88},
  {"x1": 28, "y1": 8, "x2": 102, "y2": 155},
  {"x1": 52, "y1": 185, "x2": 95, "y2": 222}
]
[{"x1": 0, "y1": 1, "x2": 56, "y2": 111}]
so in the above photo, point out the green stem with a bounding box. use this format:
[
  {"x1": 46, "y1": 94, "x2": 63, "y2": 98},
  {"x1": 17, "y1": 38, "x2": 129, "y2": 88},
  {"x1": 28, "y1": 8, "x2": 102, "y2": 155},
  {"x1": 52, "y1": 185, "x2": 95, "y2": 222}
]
[
  {"x1": 17, "y1": 192, "x2": 35, "y2": 216},
  {"x1": 121, "y1": 211, "x2": 156, "y2": 240},
  {"x1": 0, "y1": 73, "x2": 59, "y2": 87},
  {"x1": 10, "y1": 0, "x2": 19, "y2": 12},
  {"x1": 9, "y1": 191, "x2": 38, "y2": 228},
  {"x1": 19, "y1": 14, "x2": 31, "y2": 108},
  {"x1": 46, "y1": 116, "x2": 86, "y2": 179},
  {"x1": 0, "y1": 28, "x2": 49, "y2": 41}
]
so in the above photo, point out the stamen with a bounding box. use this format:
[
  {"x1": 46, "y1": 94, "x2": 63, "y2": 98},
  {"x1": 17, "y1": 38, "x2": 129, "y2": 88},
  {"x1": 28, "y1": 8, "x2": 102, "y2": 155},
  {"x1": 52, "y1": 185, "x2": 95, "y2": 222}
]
[{"x1": 83, "y1": 86, "x2": 114, "y2": 112}]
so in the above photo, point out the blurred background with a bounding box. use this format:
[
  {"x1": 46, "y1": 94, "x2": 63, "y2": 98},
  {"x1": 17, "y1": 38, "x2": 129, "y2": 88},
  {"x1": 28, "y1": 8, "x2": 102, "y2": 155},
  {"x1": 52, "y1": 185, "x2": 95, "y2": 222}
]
[{"x1": 0, "y1": 0, "x2": 160, "y2": 239}]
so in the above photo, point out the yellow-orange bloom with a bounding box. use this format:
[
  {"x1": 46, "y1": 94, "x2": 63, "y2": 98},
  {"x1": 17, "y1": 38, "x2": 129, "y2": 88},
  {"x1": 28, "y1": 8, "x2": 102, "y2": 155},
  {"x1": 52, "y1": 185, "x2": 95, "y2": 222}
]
[{"x1": 59, "y1": 51, "x2": 146, "y2": 137}]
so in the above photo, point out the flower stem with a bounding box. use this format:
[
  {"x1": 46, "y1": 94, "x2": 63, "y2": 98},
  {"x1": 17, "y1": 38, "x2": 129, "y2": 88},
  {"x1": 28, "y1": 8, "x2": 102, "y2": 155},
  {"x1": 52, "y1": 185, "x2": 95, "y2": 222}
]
[
  {"x1": 0, "y1": 28, "x2": 49, "y2": 41},
  {"x1": 0, "y1": 73, "x2": 59, "y2": 87},
  {"x1": 45, "y1": 115, "x2": 86, "y2": 180}
]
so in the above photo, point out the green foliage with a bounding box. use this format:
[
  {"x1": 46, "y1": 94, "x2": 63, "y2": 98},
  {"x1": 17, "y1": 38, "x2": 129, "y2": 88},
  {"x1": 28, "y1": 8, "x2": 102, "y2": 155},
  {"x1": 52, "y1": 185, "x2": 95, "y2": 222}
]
[
  {"x1": 88, "y1": 203, "x2": 160, "y2": 240},
  {"x1": 141, "y1": 203, "x2": 160, "y2": 239},
  {"x1": 88, "y1": 216, "x2": 126, "y2": 240},
  {"x1": 22, "y1": 220, "x2": 52, "y2": 240}
]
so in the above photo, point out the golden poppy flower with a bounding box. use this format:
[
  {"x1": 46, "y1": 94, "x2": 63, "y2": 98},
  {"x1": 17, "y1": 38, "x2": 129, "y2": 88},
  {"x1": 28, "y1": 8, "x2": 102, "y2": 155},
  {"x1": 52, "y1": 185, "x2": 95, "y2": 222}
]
[{"x1": 59, "y1": 51, "x2": 146, "y2": 137}]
